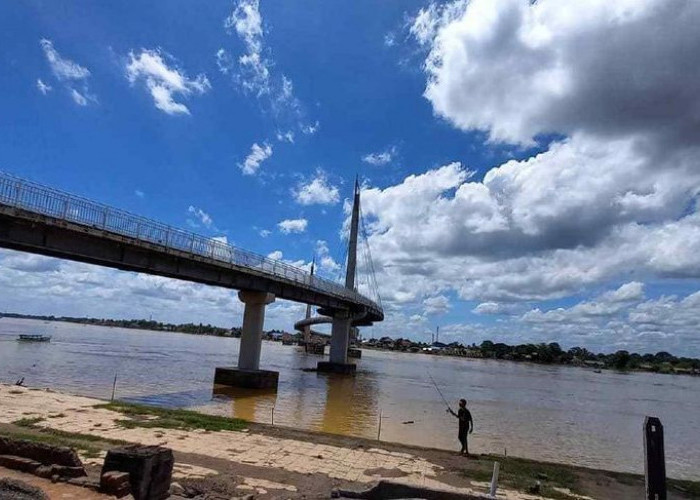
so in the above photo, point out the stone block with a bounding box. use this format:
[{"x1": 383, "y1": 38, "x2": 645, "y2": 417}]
[
  {"x1": 102, "y1": 445, "x2": 173, "y2": 500},
  {"x1": 0, "y1": 437, "x2": 82, "y2": 467},
  {"x1": 53, "y1": 464, "x2": 87, "y2": 478},
  {"x1": 0, "y1": 455, "x2": 41, "y2": 473},
  {"x1": 317, "y1": 361, "x2": 357, "y2": 374},
  {"x1": 100, "y1": 471, "x2": 131, "y2": 498},
  {"x1": 214, "y1": 367, "x2": 279, "y2": 389}
]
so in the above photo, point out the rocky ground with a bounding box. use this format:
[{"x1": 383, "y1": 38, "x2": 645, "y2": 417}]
[{"x1": 1, "y1": 384, "x2": 698, "y2": 499}]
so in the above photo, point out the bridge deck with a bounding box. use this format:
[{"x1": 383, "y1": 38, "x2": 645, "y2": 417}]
[{"x1": 0, "y1": 173, "x2": 383, "y2": 323}]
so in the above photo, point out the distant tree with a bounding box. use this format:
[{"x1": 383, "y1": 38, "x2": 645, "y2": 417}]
[{"x1": 611, "y1": 350, "x2": 631, "y2": 370}]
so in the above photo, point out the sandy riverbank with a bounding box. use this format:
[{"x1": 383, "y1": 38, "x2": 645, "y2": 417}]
[{"x1": 1, "y1": 384, "x2": 697, "y2": 499}]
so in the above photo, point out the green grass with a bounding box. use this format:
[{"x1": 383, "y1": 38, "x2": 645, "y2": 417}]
[
  {"x1": 95, "y1": 401, "x2": 247, "y2": 433},
  {"x1": 670, "y1": 478, "x2": 700, "y2": 497},
  {"x1": 0, "y1": 428, "x2": 112, "y2": 458},
  {"x1": 12, "y1": 417, "x2": 45, "y2": 427},
  {"x1": 461, "y1": 455, "x2": 583, "y2": 500},
  {"x1": 48, "y1": 413, "x2": 66, "y2": 418}
]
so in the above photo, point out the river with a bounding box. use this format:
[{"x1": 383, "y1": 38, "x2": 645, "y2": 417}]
[{"x1": 1, "y1": 317, "x2": 698, "y2": 480}]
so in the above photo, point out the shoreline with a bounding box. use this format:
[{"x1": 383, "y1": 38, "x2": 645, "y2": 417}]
[{"x1": 1, "y1": 383, "x2": 698, "y2": 499}]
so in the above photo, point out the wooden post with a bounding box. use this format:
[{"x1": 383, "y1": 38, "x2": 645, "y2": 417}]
[{"x1": 644, "y1": 416, "x2": 666, "y2": 500}]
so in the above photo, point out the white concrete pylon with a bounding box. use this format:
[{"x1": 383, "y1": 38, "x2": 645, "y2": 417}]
[{"x1": 237, "y1": 290, "x2": 275, "y2": 371}]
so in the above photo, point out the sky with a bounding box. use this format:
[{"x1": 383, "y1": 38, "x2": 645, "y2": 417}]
[{"x1": 2, "y1": 0, "x2": 700, "y2": 356}]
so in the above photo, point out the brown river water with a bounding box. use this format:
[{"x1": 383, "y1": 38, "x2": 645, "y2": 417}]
[{"x1": 1, "y1": 318, "x2": 698, "y2": 480}]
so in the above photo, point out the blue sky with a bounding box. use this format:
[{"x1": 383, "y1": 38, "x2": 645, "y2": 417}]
[{"x1": 2, "y1": 0, "x2": 700, "y2": 356}]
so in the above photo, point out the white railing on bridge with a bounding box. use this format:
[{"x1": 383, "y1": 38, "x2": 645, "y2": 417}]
[{"x1": 0, "y1": 172, "x2": 380, "y2": 312}]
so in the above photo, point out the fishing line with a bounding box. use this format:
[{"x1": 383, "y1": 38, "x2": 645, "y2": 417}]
[{"x1": 427, "y1": 371, "x2": 453, "y2": 414}]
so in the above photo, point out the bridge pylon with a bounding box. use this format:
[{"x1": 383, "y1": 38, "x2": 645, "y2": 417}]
[{"x1": 317, "y1": 178, "x2": 362, "y2": 375}]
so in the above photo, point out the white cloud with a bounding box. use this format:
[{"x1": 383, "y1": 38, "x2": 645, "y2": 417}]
[
  {"x1": 362, "y1": 146, "x2": 397, "y2": 166},
  {"x1": 276, "y1": 130, "x2": 295, "y2": 143},
  {"x1": 473, "y1": 302, "x2": 517, "y2": 316},
  {"x1": 125, "y1": 48, "x2": 210, "y2": 115},
  {"x1": 267, "y1": 250, "x2": 283, "y2": 260},
  {"x1": 293, "y1": 171, "x2": 340, "y2": 206},
  {"x1": 187, "y1": 206, "x2": 214, "y2": 229},
  {"x1": 39, "y1": 39, "x2": 95, "y2": 105},
  {"x1": 315, "y1": 240, "x2": 341, "y2": 274},
  {"x1": 522, "y1": 282, "x2": 645, "y2": 325},
  {"x1": 239, "y1": 142, "x2": 273, "y2": 175},
  {"x1": 36, "y1": 79, "x2": 52, "y2": 95},
  {"x1": 135, "y1": 190, "x2": 145, "y2": 198},
  {"x1": 423, "y1": 295, "x2": 450, "y2": 315},
  {"x1": 70, "y1": 88, "x2": 90, "y2": 106},
  {"x1": 414, "y1": 0, "x2": 700, "y2": 150},
  {"x1": 301, "y1": 121, "x2": 320, "y2": 135},
  {"x1": 258, "y1": 229, "x2": 272, "y2": 238},
  {"x1": 278, "y1": 218, "x2": 308, "y2": 234},
  {"x1": 212, "y1": 235, "x2": 229, "y2": 245},
  {"x1": 40, "y1": 39, "x2": 90, "y2": 81}
]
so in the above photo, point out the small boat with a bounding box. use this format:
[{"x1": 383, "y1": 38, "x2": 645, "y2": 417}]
[{"x1": 17, "y1": 334, "x2": 52, "y2": 342}]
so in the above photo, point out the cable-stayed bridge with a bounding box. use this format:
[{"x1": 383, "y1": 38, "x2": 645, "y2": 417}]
[{"x1": 0, "y1": 172, "x2": 383, "y2": 387}]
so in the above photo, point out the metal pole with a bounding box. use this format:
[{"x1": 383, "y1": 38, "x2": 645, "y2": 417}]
[
  {"x1": 110, "y1": 372, "x2": 117, "y2": 402},
  {"x1": 644, "y1": 416, "x2": 666, "y2": 500},
  {"x1": 271, "y1": 406, "x2": 275, "y2": 426}
]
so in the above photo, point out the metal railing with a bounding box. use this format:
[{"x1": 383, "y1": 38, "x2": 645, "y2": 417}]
[{"x1": 0, "y1": 172, "x2": 381, "y2": 313}]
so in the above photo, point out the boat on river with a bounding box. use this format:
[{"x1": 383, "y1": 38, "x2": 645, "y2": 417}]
[{"x1": 17, "y1": 334, "x2": 52, "y2": 342}]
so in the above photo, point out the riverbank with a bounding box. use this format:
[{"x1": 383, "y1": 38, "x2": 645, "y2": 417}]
[{"x1": 1, "y1": 384, "x2": 698, "y2": 499}]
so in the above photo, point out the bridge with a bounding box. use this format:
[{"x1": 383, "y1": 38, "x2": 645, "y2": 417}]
[{"x1": 0, "y1": 172, "x2": 383, "y2": 387}]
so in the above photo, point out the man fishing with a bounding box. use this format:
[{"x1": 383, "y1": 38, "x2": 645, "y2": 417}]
[{"x1": 448, "y1": 399, "x2": 473, "y2": 456}]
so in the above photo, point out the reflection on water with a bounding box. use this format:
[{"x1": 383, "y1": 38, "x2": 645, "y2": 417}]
[
  {"x1": 318, "y1": 374, "x2": 378, "y2": 435},
  {"x1": 1, "y1": 317, "x2": 699, "y2": 480}
]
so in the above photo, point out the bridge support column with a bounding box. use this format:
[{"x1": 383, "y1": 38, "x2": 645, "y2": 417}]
[
  {"x1": 214, "y1": 291, "x2": 279, "y2": 389},
  {"x1": 317, "y1": 311, "x2": 356, "y2": 374}
]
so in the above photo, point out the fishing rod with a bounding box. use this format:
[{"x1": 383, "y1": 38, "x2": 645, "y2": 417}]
[{"x1": 427, "y1": 371, "x2": 453, "y2": 414}]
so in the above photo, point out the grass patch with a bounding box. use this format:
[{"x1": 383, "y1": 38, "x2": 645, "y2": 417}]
[
  {"x1": 48, "y1": 413, "x2": 66, "y2": 418},
  {"x1": 670, "y1": 478, "x2": 700, "y2": 497},
  {"x1": 1, "y1": 422, "x2": 132, "y2": 465},
  {"x1": 461, "y1": 455, "x2": 583, "y2": 500},
  {"x1": 8, "y1": 390, "x2": 24, "y2": 395},
  {"x1": 95, "y1": 401, "x2": 247, "y2": 433},
  {"x1": 12, "y1": 417, "x2": 45, "y2": 427}
]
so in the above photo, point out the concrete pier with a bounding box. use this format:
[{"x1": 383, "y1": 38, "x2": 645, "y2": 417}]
[
  {"x1": 318, "y1": 311, "x2": 356, "y2": 374},
  {"x1": 215, "y1": 290, "x2": 278, "y2": 389}
]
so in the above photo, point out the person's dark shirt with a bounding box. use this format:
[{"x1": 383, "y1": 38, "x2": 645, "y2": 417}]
[{"x1": 457, "y1": 408, "x2": 471, "y2": 435}]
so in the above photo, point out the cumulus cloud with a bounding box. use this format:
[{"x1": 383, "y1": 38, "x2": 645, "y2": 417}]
[
  {"x1": 239, "y1": 142, "x2": 273, "y2": 175},
  {"x1": 39, "y1": 39, "x2": 95, "y2": 105},
  {"x1": 125, "y1": 48, "x2": 210, "y2": 115},
  {"x1": 315, "y1": 240, "x2": 341, "y2": 274},
  {"x1": 278, "y1": 218, "x2": 308, "y2": 234},
  {"x1": 414, "y1": 0, "x2": 700, "y2": 150},
  {"x1": 423, "y1": 295, "x2": 450, "y2": 315},
  {"x1": 293, "y1": 171, "x2": 340, "y2": 205},
  {"x1": 362, "y1": 146, "x2": 397, "y2": 166}
]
